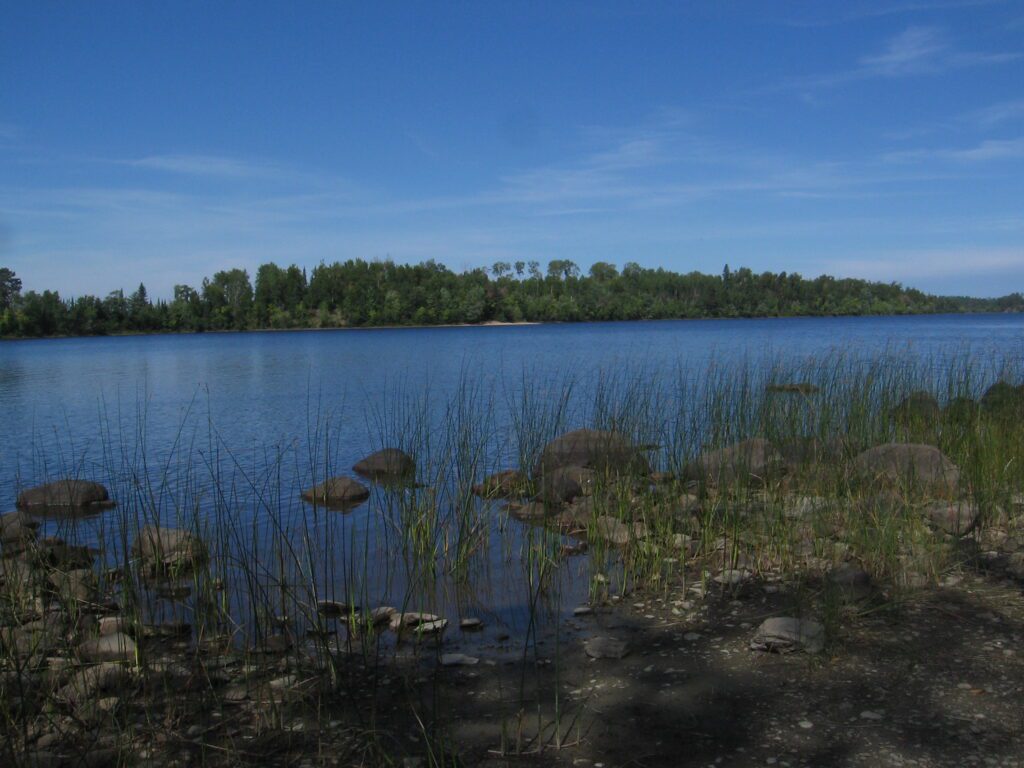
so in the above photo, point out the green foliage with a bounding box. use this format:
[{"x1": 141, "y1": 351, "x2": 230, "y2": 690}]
[{"x1": 0, "y1": 260, "x2": 1019, "y2": 338}]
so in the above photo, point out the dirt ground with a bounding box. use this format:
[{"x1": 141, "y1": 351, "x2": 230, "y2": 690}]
[{"x1": 421, "y1": 566, "x2": 1024, "y2": 768}]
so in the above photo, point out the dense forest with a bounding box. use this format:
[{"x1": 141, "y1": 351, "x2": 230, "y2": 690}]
[{"x1": 0, "y1": 260, "x2": 1021, "y2": 338}]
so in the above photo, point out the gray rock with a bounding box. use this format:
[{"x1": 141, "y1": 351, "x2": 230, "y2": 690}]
[
  {"x1": 684, "y1": 438, "x2": 784, "y2": 488},
  {"x1": 750, "y1": 617, "x2": 825, "y2": 654},
  {"x1": 852, "y1": 443, "x2": 959, "y2": 496},
  {"x1": 132, "y1": 525, "x2": 207, "y2": 572},
  {"x1": 533, "y1": 428, "x2": 650, "y2": 477},
  {"x1": 79, "y1": 631, "x2": 137, "y2": 663},
  {"x1": 594, "y1": 515, "x2": 646, "y2": 546},
  {"x1": 923, "y1": 501, "x2": 981, "y2": 536},
  {"x1": 49, "y1": 568, "x2": 97, "y2": 603},
  {"x1": 16, "y1": 479, "x2": 113, "y2": 513},
  {"x1": 57, "y1": 662, "x2": 133, "y2": 708}
]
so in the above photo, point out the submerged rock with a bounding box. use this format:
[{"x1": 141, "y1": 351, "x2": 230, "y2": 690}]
[
  {"x1": 353, "y1": 448, "x2": 415, "y2": 483},
  {"x1": 852, "y1": 443, "x2": 960, "y2": 497},
  {"x1": 683, "y1": 438, "x2": 784, "y2": 488},
  {"x1": 300, "y1": 476, "x2": 370, "y2": 507},
  {"x1": 533, "y1": 428, "x2": 649, "y2": 477},
  {"x1": 16, "y1": 479, "x2": 113, "y2": 514},
  {"x1": 750, "y1": 617, "x2": 825, "y2": 654},
  {"x1": 132, "y1": 525, "x2": 207, "y2": 572}
]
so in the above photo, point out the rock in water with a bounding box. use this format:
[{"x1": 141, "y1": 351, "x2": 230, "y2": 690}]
[
  {"x1": 17, "y1": 479, "x2": 113, "y2": 514},
  {"x1": 353, "y1": 448, "x2": 415, "y2": 483},
  {"x1": 533, "y1": 428, "x2": 649, "y2": 477},
  {"x1": 852, "y1": 443, "x2": 960, "y2": 497},
  {"x1": 584, "y1": 636, "x2": 630, "y2": 659},
  {"x1": 683, "y1": 438, "x2": 784, "y2": 488},
  {"x1": 300, "y1": 476, "x2": 370, "y2": 508},
  {"x1": 750, "y1": 617, "x2": 825, "y2": 654},
  {"x1": 471, "y1": 470, "x2": 527, "y2": 499},
  {"x1": 132, "y1": 525, "x2": 207, "y2": 572},
  {"x1": 536, "y1": 466, "x2": 594, "y2": 505}
]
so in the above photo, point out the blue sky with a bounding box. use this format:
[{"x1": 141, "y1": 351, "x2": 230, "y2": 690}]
[{"x1": 1, "y1": 1, "x2": 1022, "y2": 299}]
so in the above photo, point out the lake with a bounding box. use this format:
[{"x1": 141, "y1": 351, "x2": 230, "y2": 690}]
[{"x1": 2, "y1": 313, "x2": 1023, "y2": 647}]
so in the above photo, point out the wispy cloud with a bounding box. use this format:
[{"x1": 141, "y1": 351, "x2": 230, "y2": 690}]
[
  {"x1": 886, "y1": 136, "x2": 1024, "y2": 162},
  {"x1": 963, "y1": 99, "x2": 1024, "y2": 128},
  {"x1": 827, "y1": 246, "x2": 1024, "y2": 283},
  {"x1": 784, "y1": 0, "x2": 1006, "y2": 28},
  {"x1": 782, "y1": 26, "x2": 1018, "y2": 90},
  {"x1": 128, "y1": 153, "x2": 299, "y2": 181}
]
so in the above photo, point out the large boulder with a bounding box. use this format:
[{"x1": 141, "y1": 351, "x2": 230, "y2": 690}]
[
  {"x1": 16, "y1": 480, "x2": 113, "y2": 514},
  {"x1": 532, "y1": 429, "x2": 649, "y2": 478},
  {"x1": 683, "y1": 438, "x2": 784, "y2": 488},
  {"x1": 300, "y1": 476, "x2": 370, "y2": 508},
  {"x1": 353, "y1": 448, "x2": 415, "y2": 482},
  {"x1": 851, "y1": 443, "x2": 960, "y2": 496},
  {"x1": 132, "y1": 525, "x2": 207, "y2": 572}
]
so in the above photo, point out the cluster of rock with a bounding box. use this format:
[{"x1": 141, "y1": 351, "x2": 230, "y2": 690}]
[
  {"x1": 0, "y1": 477, "x2": 226, "y2": 760},
  {"x1": 474, "y1": 421, "x2": 989, "y2": 557},
  {"x1": 300, "y1": 448, "x2": 416, "y2": 509}
]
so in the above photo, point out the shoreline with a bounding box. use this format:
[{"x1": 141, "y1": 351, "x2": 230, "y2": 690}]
[{"x1": 0, "y1": 309, "x2": 1021, "y2": 343}]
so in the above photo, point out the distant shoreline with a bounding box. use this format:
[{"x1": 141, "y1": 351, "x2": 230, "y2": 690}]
[{"x1": 2, "y1": 311, "x2": 1022, "y2": 343}]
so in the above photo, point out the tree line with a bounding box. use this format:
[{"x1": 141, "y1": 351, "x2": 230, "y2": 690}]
[{"x1": 1, "y1": 260, "x2": 1021, "y2": 338}]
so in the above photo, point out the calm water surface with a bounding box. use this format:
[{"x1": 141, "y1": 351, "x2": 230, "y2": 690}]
[{"x1": 1, "y1": 314, "x2": 1022, "y2": 645}]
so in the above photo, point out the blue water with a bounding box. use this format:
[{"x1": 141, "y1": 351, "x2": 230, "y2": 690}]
[
  {"x1": 2, "y1": 314, "x2": 1022, "y2": 496},
  {"x1": 1, "y1": 314, "x2": 1022, "y2": 645}
]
